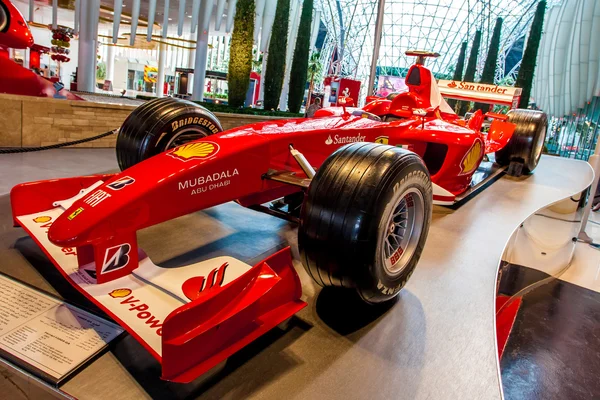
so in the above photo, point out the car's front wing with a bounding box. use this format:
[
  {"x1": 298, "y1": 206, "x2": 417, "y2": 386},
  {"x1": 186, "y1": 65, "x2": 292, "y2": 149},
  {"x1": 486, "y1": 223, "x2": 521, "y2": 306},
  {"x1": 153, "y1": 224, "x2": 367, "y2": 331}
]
[{"x1": 15, "y1": 206, "x2": 306, "y2": 383}]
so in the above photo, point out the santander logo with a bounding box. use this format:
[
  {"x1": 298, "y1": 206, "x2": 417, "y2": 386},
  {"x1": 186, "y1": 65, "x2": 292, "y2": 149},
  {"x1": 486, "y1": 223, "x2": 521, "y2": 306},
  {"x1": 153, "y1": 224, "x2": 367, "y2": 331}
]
[{"x1": 325, "y1": 134, "x2": 366, "y2": 145}]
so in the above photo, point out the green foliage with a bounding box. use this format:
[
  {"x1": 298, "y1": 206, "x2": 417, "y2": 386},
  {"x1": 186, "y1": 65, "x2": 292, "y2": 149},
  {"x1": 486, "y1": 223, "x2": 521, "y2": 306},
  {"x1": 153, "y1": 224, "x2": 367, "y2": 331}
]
[
  {"x1": 264, "y1": 0, "x2": 291, "y2": 110},
  {"x1": 288, "y1": 0, "x2": 314, "y2": 113},
  {"x1": 307, "y1": 52, "x2": 322, "y2": 84},
  {"x1": 458, "y1": 30, "x2": 482, "y2": 115},
  {"x1": 515, "y1": 1, "x2": 546, "y2": 109},
  {"x1": 96, "y1": 62, "x2": 106, "y2": 81},
  {"x1": 447, "y1": 41, "x2": 467, "y2": 110},
  {"x1": 480, "y1": 18, "x2": 503, "y2": 84},
  {"x1": 473, "y1": 18, "x2": 503, "y2": 111},
  {"x1": 252, "y1": 50, "x2": 263, "y2": 74},
  {"x1": 227, "y1": 0, "x2": 255, "y2": 108}
]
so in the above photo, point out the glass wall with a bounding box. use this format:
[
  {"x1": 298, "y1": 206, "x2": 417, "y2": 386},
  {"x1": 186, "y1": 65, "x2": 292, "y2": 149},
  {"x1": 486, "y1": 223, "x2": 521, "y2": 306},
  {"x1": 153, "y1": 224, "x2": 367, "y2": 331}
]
[{"x1": 545, "y1": 97, "x2": 600, "y2": 161}]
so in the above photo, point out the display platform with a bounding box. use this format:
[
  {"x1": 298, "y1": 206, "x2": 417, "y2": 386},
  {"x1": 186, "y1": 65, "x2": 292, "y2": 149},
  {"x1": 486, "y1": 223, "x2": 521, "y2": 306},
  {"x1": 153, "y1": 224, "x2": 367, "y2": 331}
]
[{"x1": 0, "y1": 155, "x2": 593, "y2": 399}]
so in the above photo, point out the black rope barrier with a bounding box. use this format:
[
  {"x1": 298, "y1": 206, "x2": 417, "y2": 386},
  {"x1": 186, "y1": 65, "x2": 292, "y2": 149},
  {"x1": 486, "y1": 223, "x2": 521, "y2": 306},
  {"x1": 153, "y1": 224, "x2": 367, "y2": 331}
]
[{"x1": 0, "y1": 129, "x2": 118, "y2": 154}]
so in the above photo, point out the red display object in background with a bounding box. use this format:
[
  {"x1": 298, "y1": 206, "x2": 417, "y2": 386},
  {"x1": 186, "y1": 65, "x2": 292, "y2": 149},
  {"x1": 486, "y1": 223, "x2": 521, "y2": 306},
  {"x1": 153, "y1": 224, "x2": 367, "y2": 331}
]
[
  {"x1": 29, "y1": 44, "x2": 49, "y2": 69},
  {"x1": 0, "y1": 0, "x2": 83, "y2": 100},
  {"x1": 250, "y1": 71, "x2": 261, "y2": 105},
  {"x1": 0, "y1": 0, "x2": 33, "y2": 49},
  {"x1": 0, "y1": 56, "x2": 83, "y2": 99},
  {"x1": 29, "y1": 48, "x2": 40, "y2": 69},
  {"x1": 323, "y1": 76, "x2": 361, "y2": 107}
]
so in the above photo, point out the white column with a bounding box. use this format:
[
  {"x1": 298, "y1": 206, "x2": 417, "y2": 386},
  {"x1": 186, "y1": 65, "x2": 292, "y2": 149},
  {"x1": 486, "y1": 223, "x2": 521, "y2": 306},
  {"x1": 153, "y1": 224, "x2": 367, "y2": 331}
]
[
  {"x1": 278, "y1": 0, "x2": 302, "y2": 110},
  {"x1": 157, "y1": 42, "x2": 167, "y2": 96},
  {"x1": 29, "y1": 0, "x2": 34, "y2": 22},
  {"x1": 187, "y1": 43, "x2": 196, "y2": 89},
  {"x1": 258, "y1": 36, "x2": 269, "y2": 102},
  {"x1": 192, "y1": 0, "x2": 211, "y2": 100},
  {"x1": 106, "y1": 44, "x2": 115, "y2": 83},
  {"x1": 367, "y1": 0, "x2": 385, "y2": 96},
  {"x1": 77, "y1": 0, "x2": 100, "y2": 92}
]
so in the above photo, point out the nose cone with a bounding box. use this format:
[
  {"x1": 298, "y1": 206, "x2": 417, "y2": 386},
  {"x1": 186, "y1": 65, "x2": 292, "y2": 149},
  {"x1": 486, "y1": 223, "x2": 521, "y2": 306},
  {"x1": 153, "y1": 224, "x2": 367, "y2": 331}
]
[{"x1": 0, "y1": 1, "x2": 34, "y2": 49}]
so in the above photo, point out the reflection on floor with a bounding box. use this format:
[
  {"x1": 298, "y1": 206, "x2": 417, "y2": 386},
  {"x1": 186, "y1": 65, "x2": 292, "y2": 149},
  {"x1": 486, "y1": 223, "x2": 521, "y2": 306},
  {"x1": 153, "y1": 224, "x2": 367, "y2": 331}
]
[
  {"x1": 497, "y1": 203, "x2": 600, "y2": 400},
  {"x1": 498, "y1": 263, "x2": 600, "y2": 400}
]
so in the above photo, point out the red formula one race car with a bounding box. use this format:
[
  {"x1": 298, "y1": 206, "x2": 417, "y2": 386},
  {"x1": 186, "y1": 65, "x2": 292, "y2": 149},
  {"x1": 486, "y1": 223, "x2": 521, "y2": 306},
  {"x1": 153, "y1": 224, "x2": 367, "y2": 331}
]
[{"x1": 11, "y1": 51, "x2": 546, "y2": 383}]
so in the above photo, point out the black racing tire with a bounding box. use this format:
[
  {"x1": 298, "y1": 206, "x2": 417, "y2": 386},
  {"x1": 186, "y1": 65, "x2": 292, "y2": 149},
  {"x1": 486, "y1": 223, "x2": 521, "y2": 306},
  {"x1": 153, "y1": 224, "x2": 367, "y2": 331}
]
[
  {"x1": 299, "y1": 142, "x2": 433, "y2": 304},
  {"x1": 116, "y1": 97, "x2": 223, "y2": 171},
  {"x1": 495, "y1": 109, "x2": 548, "y2": 175}
]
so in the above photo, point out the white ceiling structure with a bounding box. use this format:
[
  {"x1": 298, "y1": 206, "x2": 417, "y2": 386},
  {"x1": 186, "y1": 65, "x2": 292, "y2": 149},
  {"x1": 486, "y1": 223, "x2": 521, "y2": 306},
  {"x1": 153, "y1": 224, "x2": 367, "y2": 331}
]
[
  {"x1": 315, "y1": 0, "x2": 555, "y2": 94},
  {"x1": 534, "y1": 0, "x2": 600, "y2": 117}
]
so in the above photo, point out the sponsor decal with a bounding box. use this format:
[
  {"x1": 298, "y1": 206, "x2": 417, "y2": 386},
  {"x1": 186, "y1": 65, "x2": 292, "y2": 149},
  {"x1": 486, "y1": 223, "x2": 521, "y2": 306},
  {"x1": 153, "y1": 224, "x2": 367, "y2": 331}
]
[
  {"x1": 109, "y1": 288, "x2": 132, "y2": 298},
  {"x1": 461, "y1": 140, "x2": 483, "y2": 175},
  {"x1": 84, "y1": 190, "x2": 111, "y2": 207},
  {"x1": 61, "y1": 247, "x2": 77, "y2": 256},
  {"x1": 325, "y1": 133, "x2": 367, "y2": 145},
  {"x1": 171, "y1": 117, "x2": 220, "y2": 134},
  {"x1": 446, "y1": 80, "x2": 509, "y2": 94},
  {"x1": 108, "y1": 176, "x2": 135, "y2": 190},
  {"x1": 375, "y1": 136, "x2": 389, "y2": 145},
  {"x1": 67, "y1": 207, "x2": 84, "y2": 220},
  {"x1": 178, "y1": 168, "x2": 239, "y2": 195},
  {"x1": 108, "y1": 288, "x2": 163, "y2": 336},
  {"x1": 167, "y1": 141, "x2": 220, "y2": 162},
  {"x1": 377, "y1": 279, "x2": 403, "y2": 296},
  {"x1": 101, "y1": 243, "x2": 131, "y2": 274},
  {"x1": 388, "y1": 247, "x2": 404, "y2": 266},
  {"x1": 31, "y1": 214, "x2": 77, "y2": 255},
  {"x1": 395, "y1": 144, "x2": 415, "y2": 151},
  {"x1": 181, "y1": 262, "x2": 229, "y2": 301},
  {"x1": 405, "y1": 193, "x2": 415, "y2": 208}
]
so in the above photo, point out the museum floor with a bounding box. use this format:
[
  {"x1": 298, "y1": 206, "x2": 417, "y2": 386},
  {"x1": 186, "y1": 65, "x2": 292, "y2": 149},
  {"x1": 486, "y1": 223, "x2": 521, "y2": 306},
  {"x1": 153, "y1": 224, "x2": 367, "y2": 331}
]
[{"x1": 0, "y1": 149, "x2": 597, "y2": 399}]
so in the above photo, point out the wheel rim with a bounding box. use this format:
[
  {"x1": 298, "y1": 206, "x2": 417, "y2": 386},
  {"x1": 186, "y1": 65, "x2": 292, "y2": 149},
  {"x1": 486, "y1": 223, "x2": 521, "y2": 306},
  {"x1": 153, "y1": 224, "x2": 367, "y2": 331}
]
[
  {"x1": 165, "y1": 127, "x2": 208, "y2": 149},
  {"x1": 380, "y1": 188, "x2": 425, "y2": 276}
]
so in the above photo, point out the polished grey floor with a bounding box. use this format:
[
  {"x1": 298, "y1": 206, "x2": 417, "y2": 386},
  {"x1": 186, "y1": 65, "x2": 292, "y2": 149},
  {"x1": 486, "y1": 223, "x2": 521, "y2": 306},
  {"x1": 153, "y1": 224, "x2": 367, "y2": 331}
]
[
  {"x1": 0, "y1": 149, "x2": 117, "y2": 195},
  {"x1": 0, "y1": 153, "x2": 593, "y2": 399}
]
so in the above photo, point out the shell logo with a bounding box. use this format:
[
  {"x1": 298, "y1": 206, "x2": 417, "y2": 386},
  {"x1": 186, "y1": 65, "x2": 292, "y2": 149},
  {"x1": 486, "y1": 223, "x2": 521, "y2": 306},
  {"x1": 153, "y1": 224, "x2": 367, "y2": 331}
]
[
  {"x1": 167, "y1": 142, "x2": 219, "y2": 162},
  {"x1": 461, "y1": 140, "x2": 483, "y2": 175},
  {"x1": 33, "y1": 216, "x2": 52, "y2": 223},
  {"x1": 109, "y1": 288, "x2": 132, "y2": 298}
]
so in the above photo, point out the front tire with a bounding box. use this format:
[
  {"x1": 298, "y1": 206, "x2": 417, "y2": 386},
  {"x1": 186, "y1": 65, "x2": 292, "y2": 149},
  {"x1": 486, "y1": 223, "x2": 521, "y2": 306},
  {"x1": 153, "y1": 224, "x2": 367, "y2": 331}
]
[
  {"x1": 495, "y1": 109, "x2": 548, "y2": 176},
  {"x1": 116, "y1": 97, "x2": 223, "y2": 171},
  {"x1": 299, "y1": 143, "x2": 432, "y2": 304}
]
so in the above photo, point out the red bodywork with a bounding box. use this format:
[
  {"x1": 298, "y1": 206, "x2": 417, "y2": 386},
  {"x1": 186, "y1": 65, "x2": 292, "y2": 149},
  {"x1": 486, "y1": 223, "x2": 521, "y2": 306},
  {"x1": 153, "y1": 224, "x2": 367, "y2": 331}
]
[{"x1": 10, "y1": 59, "x2": 516, "y2": 382}]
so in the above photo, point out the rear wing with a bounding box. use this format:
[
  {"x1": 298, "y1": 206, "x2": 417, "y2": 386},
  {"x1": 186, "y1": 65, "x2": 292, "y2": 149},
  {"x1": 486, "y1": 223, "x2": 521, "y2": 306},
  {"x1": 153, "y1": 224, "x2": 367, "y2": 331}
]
[{"x1": 437, "y1": 80, "x2": 522, "y2": 108}]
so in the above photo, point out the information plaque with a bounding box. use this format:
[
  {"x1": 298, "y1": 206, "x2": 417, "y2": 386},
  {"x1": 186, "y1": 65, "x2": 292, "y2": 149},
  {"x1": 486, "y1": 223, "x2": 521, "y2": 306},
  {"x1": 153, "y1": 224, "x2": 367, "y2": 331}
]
[{"x1": 0, "y1": 274, "x2": 123, "y2": 385}]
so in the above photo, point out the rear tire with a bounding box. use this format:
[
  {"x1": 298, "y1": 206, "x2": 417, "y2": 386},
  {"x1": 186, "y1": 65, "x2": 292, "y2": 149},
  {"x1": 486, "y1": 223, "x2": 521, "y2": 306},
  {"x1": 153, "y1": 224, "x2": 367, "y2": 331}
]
[
  {"x1": 495, "y1": 109, "x2": 547, "y2": 176},
  {"x1": 116, "y1": 97, "x2": 222, "y2": 171},
  {"x1": 299, "y1": 143, "x2": 432, "y2": 304}
]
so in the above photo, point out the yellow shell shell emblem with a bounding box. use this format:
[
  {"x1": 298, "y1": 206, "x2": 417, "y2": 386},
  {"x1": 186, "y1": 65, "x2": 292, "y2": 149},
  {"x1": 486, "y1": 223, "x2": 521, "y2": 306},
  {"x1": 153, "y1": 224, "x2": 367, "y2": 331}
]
[
  {"x1": 168, "y1": 142, "x2": 219, "y2": 162},
  {"x1": 461, "y1": 140, "x2": 483, "y2": 174},
  {"x1": 33, "y1": 216, "x2": 52, "y2": 223},
  {"x1": 109, "y1": 288, "x2": 132, "y2": 298}
]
